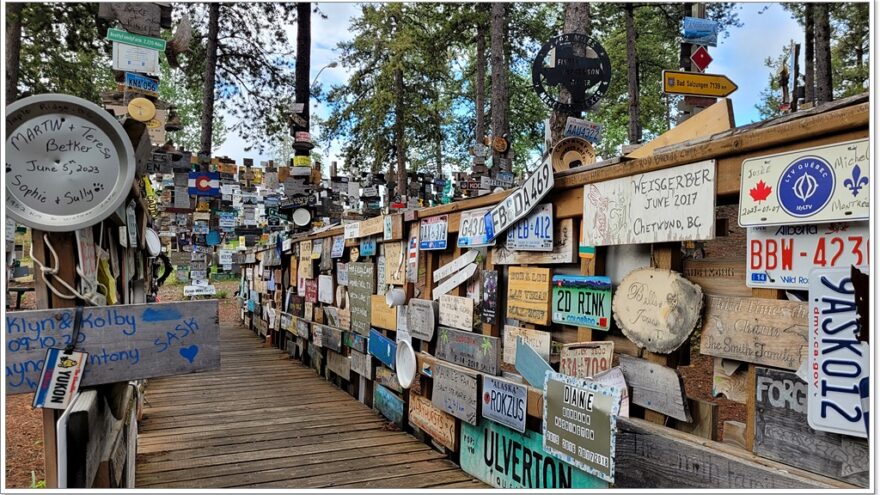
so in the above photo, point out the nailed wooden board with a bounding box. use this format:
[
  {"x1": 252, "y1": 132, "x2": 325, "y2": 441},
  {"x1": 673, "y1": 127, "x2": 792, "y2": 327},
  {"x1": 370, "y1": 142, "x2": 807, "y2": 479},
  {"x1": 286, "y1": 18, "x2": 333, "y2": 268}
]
[
  {"x1": 699, "y1": 295, "x2": 809, "y2": 370},
  {"x1": 712, "y1": 357, "x2": 748, "y2": 403},
  {"x1": 350, "y1": 350, "x2": 372, "y2": 380},
  {"x1": 625, "y1": 98, "x2": 734, "y2": 159},
  {"x1": 435, "y1": 326, "x2": 501, "y2": 375},
  {"x1": 432, "y1": 362, "x2": 479, "y2": 425},
  {"x1": 501, "y1": 325, "x2": 551, "y2": 365},
  {"x1": 326, "y1": 350, "x2": 351, "y2": 381},
  {"x1": 491, "y1": 218, "x2": 576, "y2": 265},
  {"x1": 373, "y1": 384, "x2": 405, "y2": 426},
  {"x1": 618, "y1": 354, "x2": 691, "y2": 422},
  {"x1": 6, "y1": 301, "x2": 219, "y2": 394},
  {"x1": 384, "y1": 241, "x2": 406, "y2": 285},
  {"x1": 754, "y1": 367, "x2": 868, "y2": 486},
  {"x1": 407, "y1": 299, "x2": 438, "y2": 341},
  {"x1": 614, "y1": 417, "x2": 854, "y2": 488},
  {"x1": 348, "y1": 262, "x2": 375, "y2": 336},
  {"x1": 408, "y1": 393, "x2": 458, "y2": 452},
  {"x1": 375, "y1": 366, "x2": 403, "y2": 394},
  {"x1": 612, "y1": 268, "x2": 703, "y2": 354},
  {"x1": 438, "y1": 295, "x2": 474, "y2": 331},
  {"x1": 370, "y1": 294, "x2": 398, "y2": 331},
  {"x1": 506, "y1": 266, "x2": 552, "y2": 325},
  {"x1": 682, "y1": 258, "x2": 751, "y2": 297}
]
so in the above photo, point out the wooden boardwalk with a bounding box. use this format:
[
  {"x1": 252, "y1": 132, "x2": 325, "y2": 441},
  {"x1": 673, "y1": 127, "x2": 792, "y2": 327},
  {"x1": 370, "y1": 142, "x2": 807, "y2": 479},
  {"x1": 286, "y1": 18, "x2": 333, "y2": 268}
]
[{"x1": 135, "y1": 324, "x2": 486, "y2": 489}]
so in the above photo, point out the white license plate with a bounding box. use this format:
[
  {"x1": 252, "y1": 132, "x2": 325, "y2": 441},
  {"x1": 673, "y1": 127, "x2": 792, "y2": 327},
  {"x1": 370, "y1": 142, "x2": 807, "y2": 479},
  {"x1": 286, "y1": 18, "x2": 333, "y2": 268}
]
[
  {"x1": 485, "y1": 159, "x2": 554, "y2": 241},
  {"x1": 457, "y1": 207, "x2": 495, "y2": 247},
  {"x1": 505, "y1": 204, "x2": 553, "y2": 251},
  {"x1": 808, "y1": 267, "x2": 868, "y2": 438},
  {"x1": 747, "y1": 222, "x2": 869, "y2": 289},
  {"x1": 419, "y1": 215, "x2": 448, "y2": 250}
]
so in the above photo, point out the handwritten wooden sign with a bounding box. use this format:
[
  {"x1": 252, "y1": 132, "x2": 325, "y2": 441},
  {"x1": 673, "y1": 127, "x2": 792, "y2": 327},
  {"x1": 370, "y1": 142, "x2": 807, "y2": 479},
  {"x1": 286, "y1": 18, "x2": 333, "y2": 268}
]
[
  {"x1": 348, "y1": 262, "x2": 375, "y2": 336},
  {"x1": 438, "y1": 294, "x2": 474, "y2": 331},
  {"x1": 350, "y1": 349, "x2": 372, "y2": 379},
  {"x1": 507, "y1": 266, "x2": 552, "y2": 325},
  {"x1": 460, "y1": 419, "x2": 607, "y2": 489},
  {"x1": 433, "y1": 249, "x2": 479, "y2": 281},
  {"x1": 305, "y1": 279, "x2": 318, "y2": 304},
  {"x1": 613, "y1": 268, "x2": 703, "y2": 354},
  {"x1": 359, "y1": 215, "x2": 386, "y2": 237},
  {"x1": 326, "y1": 350, "x2": 351, "y2": 380},
  {"x1": 583, "y1": 160, "x2": 716, "y2": 246},
  {"x1": 682, "y1": 258, "x2": 750, "y2": 297},
  {"x1": 559, "y1": 342, "x2": 613, "y2": 378},
  {"x1": 552, "y1": 275, "x2": 612, "y2": 331},
  {"x1": 502, "y1": 325, "x2": 551, "y2": 365},
  {"x1": 373, "y1": 384, "x2": 404, "y2": 425},
  {"x1": 432, "y1": 362, "x2": 479, "y2": 425},
  {"x1": 755, "y1": 367, "x2": 868, "y2": 486},
  {"x1": 375, "y1": 365, "x2": 403, "y2": 393},
  {"x1": 436, "y1": 326, "x2": 501, "y2": 375},
  {"x1": 6, "y1": 301, "x2": 220, "y2": 394},
  {"x1": 336, "y1": 262, "x2": 349, "y2": 286},
  {"x1": 314, "y1": 324, "x2": 343, "y2": 352},
  {"x1": 492, "y1": 218, "x2": 577, "y2": 265},
  {"x1": 384, "y1": 241, "x2": 406, "y2": 285},
  {"x1": 311, "y1": 324, "x2": 324, "y2": 347},
  {"x1": 543, "y1": 371, "x2": 621, "y2": 483},
  {"x1": 279, "y1": 312, "x2": 293, "y2": 333},
  {"x1": 409, "y1": 393, "x2": 458, "y2": 451},
  {"x1": 370, "y1": 294, "x2": 397, "y2": 330},
  {"x1": 432, "y1": 262, "x2": 478, "y2": 300},
  {"x1": 515, "y1": 337, "x2": 553, "y2": 388},
  {"x1": 368, "y1": 328, "x2": 396, "y2": 370},
  {"x1": 406, "y1": 299, "x2": 438, "y2": 341},
  {"x1": 298, "y1": 240, "x2": 313, "y2": 279},
  {"x1": 619, "y1": 354, "x2": 691, "y2": 422},
  {"x1": 699, "y1": 295, "x2": 808, "y2": 370}
]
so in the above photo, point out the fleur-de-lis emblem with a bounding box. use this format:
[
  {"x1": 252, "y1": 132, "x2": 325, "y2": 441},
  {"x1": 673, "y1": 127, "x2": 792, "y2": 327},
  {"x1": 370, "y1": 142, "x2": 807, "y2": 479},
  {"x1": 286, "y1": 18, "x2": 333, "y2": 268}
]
[
  {"x1": 844, "y1": 165, "x2": 869, "y2": 197},
  {"x1": 793, "y1": 172, "x2": 818, "y2": 201}
]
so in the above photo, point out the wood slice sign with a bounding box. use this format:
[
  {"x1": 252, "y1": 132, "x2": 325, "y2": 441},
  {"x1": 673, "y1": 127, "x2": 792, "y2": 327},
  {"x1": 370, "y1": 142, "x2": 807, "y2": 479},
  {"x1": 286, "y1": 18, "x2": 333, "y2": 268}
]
[{"x1": 613, "y1": 267, "x2": 703, "y2": 354}]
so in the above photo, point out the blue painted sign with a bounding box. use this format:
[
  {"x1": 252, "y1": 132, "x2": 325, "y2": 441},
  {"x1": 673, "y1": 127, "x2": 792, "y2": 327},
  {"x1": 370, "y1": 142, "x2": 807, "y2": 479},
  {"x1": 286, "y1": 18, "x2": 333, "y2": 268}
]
[
  {"x1": 419, "y1": 215, "x2": 448, "y2": 250},
  {"x1": 206, "y1": 230, "x2": 221, "y2": 246},
  {"x1": 124, "y1": 72, "x2": 159, "y2": 96},
  {"x1": 515, "y1": 336, "x2": 553, "y2": 388},
  {"x1": 460, "y1": 419, "x2": 608, "y2": 489},
  {"x1": 373, "y1": 384, "x2": 404, "y2": 425},
  {"x1": 682, "y1": 16, "x2": 719, "y2": 46},
  {"x1": 368, "y1": 328, "x2": 396, "y2": 370},
  {"x1": 359, "y1": 237, "x2": 377, "y2": 257},
  {"x1": 344, "y1": 331, "x2": 367, "y2": 353}
]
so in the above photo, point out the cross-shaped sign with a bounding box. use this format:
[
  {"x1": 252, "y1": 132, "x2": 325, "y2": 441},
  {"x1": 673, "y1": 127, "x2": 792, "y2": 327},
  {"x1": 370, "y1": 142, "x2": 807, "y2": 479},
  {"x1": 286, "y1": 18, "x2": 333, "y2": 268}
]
[{"x1": 691, "y1": 45, "x2": 713, "y2": 72}]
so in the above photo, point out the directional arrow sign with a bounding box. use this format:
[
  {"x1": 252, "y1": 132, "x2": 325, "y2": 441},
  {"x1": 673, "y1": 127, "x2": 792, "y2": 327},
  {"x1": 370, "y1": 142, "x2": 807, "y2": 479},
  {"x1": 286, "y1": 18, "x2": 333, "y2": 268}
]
[{"x1": 662, "y1": 70, "x2": 737, "y2": 98}]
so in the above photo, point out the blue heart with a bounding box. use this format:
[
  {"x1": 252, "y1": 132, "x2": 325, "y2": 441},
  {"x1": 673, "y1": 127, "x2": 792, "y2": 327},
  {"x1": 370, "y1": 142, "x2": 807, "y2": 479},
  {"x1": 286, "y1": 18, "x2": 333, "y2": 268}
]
[{"x1": 179, "y1": 345, "x2": 199, "y2": 363}]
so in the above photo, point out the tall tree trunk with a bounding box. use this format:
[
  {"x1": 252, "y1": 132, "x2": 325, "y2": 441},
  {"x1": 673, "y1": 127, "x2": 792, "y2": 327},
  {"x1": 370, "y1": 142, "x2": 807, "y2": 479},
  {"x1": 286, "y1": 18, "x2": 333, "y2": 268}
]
[
  {"x1": 625, "y1": 4, "x2": 641, "y2": 144},
  {"x1": 474, "y1": 11, "x2": 487, "y2": 145},
  {"x1": 5, "y1": 2, "x2": 23, "y2": 103},
  {"x1": 814, "y1": 3, "x2": 833, "y2": 104},
  {"x1": 549, "y1": 2, "x2": 591, "y2": 145},
  {"x1": 678, "y1": 3, "x2": 693, "y2": 71},
  {"x1": 294, "y1": 3, "x2": 311, "y2": 135},
  {"x1": 393, "y1": 67, "x2": 406, "y2": 200},
  {"x1": 199, "y1": 2, "x2": 220, "y2": 160},
  {"x1": 804, "y1": 3, "x2": 815, "y2": 105},
  {"x1": 490, "y1": 2, "x2": 509, "y2": 175}
]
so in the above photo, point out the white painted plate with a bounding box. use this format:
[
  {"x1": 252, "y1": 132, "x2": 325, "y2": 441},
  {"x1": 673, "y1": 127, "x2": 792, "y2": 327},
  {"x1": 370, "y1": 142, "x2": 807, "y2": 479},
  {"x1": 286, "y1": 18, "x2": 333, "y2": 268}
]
[
  {"x1": 144, "y1": 228, "x2": 162, "y2": 257},
  {"x1": 292, "y1": 208, "x2": 311, "y2": 226},
  {"x1": 395, "y1": 339, "x2": 416, "y2": 389}
]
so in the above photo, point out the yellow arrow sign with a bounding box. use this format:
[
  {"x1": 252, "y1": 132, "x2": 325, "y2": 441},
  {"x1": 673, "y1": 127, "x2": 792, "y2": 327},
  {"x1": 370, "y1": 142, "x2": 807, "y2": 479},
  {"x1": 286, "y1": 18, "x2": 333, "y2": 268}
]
[{"x1": 662, "y1": 70, "x2": 738, "y2": 97}]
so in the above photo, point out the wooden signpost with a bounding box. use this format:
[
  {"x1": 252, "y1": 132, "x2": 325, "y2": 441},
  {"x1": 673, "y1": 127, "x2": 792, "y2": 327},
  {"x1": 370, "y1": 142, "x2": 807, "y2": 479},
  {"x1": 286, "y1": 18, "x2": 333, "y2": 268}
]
[
  {"x1": 438, "y1": 295, "x2": 474, "y2": 331},
  {"x1": 406, "y1": 299, "x2": 438, "y2": 341},
  {"x1": 551, "y1": 275, "x2": 612, "y2": 331},
  {"x1": 502, "y1": 325, "x2": 551, "y2": 365},
  {"x1": 6, "y1": 301, "x2": 219, "y2": 394},
  {"x1": 699, "y1": 294, "x2": 808, "y2": 370},
  {"x1": 432, "y1": 262, "x2": 477, "y2": 300},
  {"x1": 373, "y1": 384, "x2": 404, "y2": 426},
  {"x1": 492, "y1": 218, "x2": 577, "y2": 265},
  {"x1": 613, "y1": 268, "x2": 703, "y2": 354},
  {"x1": 370, "y1": 294, "x2": 397, "y2": 331},
  {"x1": 559, "y1": 342, "x2": 614, "y2": 378},
  {"x1": 408, "y1": 393, "x2": 458, "y2": 451},
  {"x1": 755, "y1": 367, "x2": 868, "y2": 486},
  {"x1": 583, "y1": 161, "x2": 716, "y2": 246},
  {"x1": 348, "y1": 262, "x2": 375, "y2": 336},
  {"x1": 619, "y1": 354, "x2": 691, "y2": 422},
  {"x1": 435, "y1": 326, "x2": 501, "y2": 375},
  {"x1": 384, "y1": 241, "x2": 406, "y2": 285},
  {"x1": 433, "y1": 249, "x2": 479, "y2": 281},
  {"x1": 506, "y1": 267, "x2": 552, "y2": 325},
  {"x1": 432, "y1": 362, "x2": 479, "y2": 425}
]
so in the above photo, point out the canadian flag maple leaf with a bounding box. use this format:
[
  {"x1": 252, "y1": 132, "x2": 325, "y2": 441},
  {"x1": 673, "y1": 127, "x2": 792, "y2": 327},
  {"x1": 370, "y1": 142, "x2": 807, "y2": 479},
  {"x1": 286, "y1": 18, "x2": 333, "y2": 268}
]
[{"x1": 750, "y1": 180, "x2": 772, "y2": 202}]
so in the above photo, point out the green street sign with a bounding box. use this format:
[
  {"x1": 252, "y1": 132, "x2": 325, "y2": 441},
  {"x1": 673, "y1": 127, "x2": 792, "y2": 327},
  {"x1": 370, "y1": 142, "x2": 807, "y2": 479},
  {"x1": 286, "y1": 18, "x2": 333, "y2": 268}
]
[{"x1": 106, "y1": 28, "x2": 166, "y2": 51}]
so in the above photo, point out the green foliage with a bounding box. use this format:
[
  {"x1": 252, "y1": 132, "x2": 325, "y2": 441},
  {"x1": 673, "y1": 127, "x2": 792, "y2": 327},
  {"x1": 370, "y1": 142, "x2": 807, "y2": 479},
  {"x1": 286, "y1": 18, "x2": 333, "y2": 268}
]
[
  {"x1": 754, "y1": 50, "x2": 789, "y2": 121},
  {"x1": 159, "y1": 57, "x2": 227, "y2": 153}
]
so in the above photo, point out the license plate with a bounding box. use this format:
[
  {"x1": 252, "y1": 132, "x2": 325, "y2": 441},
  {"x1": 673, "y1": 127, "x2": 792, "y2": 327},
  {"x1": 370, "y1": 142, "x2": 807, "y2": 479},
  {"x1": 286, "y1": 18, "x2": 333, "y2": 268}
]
[
  {"x1": 419, "y1": 215, "x2": 448, "y2": 250},
  {"x1": 505, "y1": 204, "x2": 553, "y2": 251},
  {"x1": 808, "y1": 267, "x2": 868, "y2": 438},
  {"x1": 457, "y1": 207, "x2": 496, "y2": 247},
  {"x1": 747, "y1": 222, "x2": 869, "y2": 289},
  {"x1": 485, "y1": 159, "x2": 554, "y2": 242},
  {"x1": 551, "y1": 275, "x2": 612, "y2": 331}
]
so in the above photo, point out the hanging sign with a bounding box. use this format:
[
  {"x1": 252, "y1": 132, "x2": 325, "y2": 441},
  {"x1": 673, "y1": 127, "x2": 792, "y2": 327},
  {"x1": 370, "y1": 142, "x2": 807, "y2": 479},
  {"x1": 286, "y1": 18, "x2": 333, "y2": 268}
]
[
  {"x1": 543, "y1": 371, "x2": 621, "y2": 483},
  {"x1": 747, "y1": 222, "x2": 869, "y2": 290},
  {"x1": 531, "y1": 33, "x2": 612, "y2": 113},
  {"x1": 408, "y1": 393, "x2": 458, "y2": 451},
  {"x1": 584, "y1": 160, "x2": 715, "y2": 246},
  {"x1": 739, "y1": 139, "x2": 870, "y2": 226},
  {"x1": 808, "y1": 268, "x2": 868, "y2": 438},
  {"x1": 111, "y1": 41, "x2": 159, "y2": 73},
  {"x1": 419, "y1": 215, "x2": 448, "y2": 250},
  {"x1": 551, "y1": 275, "x2": 612, "y2": 331},
  {"x1": 435, "y1": 326, "x2": 501, "y2": 375},
  {"x1": 481, "y1": 375, "x2": 527, "y2": 433},
  {"x1": 457, "y1": 207, "x2": 496, "y2": 247},
  {"x1": 484, "y1": 159, "x2": 554, "y2": 242},
  {"x1": 32, "y1": 348, "x2": 87, "y2": 409},
  {"x1": 505, "y1": 204, "x2": 553, "y2": 251}
]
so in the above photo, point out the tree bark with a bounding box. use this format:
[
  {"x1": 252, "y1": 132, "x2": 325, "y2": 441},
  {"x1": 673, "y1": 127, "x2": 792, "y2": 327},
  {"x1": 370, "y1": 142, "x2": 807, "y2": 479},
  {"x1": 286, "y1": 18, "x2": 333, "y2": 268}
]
[
  {"x1": 489, "y1": 2, "x2": 510, "y2": 175},
  {"x1": 393, "y1": 67, "x2": 406, "y2": 201},
  {"x1": 814, "y1": 3, "x2": 833, "y2": 104},
  {"x1": 678, "y1": 3, "x2": 693, "y2": 72},
  {"x1": 5, "y1": 2, "x2": 23, "y2": 103},
  {"x1": 474, "y1": 10, "x2": 487, "y2": 145},
  {"x1": 294, "y1": 2, "x2": 311, "y2": 139},
  {"x1": 549, "y1": 2, "x2": 591, "y2": 145},
  {"x1": 199, "y1": 2, "x2": 220, "y2": 160},
  {"x1": 803, "y1": 3, "x2": 815, "y2": 105},
  {"x1": 625, "y1": 4, "x2": 641, "y2": 144}
]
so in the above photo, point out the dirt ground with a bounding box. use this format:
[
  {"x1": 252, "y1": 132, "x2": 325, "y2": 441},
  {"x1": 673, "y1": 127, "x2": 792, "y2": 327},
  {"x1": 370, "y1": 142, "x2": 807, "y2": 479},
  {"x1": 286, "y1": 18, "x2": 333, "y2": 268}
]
[{"x1": 4, "y1": 279, "x2": 241, "y2": 488}]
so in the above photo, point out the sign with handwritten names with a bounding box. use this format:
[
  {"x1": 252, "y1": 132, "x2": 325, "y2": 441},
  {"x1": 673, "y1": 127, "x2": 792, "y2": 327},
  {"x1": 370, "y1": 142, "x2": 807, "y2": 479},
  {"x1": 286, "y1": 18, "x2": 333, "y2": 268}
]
[
  {"x1": 438, "y1": 295, "x2": 474, "y2": 331},
  {"x1": 432, "y1": 362, "x2": 479, "y2": 425},
  {"x1": 507, "y1": 267, "x2": 552, "y2": 325}
]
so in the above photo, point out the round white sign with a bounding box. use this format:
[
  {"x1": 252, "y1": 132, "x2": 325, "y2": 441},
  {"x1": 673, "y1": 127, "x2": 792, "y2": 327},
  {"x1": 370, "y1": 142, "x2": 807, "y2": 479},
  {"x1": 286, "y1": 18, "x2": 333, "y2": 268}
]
[{"x1": 5, "y1": 94, "x2": 135, "y2": 231}]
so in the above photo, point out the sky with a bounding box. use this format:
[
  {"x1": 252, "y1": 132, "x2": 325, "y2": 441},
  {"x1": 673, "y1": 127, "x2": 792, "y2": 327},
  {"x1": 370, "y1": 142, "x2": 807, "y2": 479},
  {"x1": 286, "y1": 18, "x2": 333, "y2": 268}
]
[{"x1": 214, "y1": 2, "x2": 806, "y2": 167}]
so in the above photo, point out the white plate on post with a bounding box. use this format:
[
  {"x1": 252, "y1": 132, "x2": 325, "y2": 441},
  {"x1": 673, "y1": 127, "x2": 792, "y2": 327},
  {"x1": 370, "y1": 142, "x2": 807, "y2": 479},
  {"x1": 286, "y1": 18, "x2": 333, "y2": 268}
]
[
  {"x1": 144, "y1": 228, "x2": 162, "y2": 257},
  {"x1": 292, "y1": 208, "x2": 311, "y2": 226},
  {"x1": 395, "y1": 339, "x2": 416, "y2": 389}
]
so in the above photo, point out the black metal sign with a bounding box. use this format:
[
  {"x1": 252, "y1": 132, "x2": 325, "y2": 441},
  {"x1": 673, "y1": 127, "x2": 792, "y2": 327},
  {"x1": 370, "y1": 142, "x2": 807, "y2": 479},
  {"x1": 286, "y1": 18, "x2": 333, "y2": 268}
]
[{"x1": 531, "y1": 33, "x2": 611, "y2": 113}]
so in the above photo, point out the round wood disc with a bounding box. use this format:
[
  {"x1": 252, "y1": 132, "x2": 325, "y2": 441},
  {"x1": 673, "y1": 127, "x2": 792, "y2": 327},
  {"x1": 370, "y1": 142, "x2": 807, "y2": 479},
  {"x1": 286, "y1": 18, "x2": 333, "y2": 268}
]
[
  {"x1": 492, "y1": 136, "x2": 509, "y2": 153},
  {"x1": 127, "y1": 97, "x2": 156, "y2": 122},
  {"x1": 551, "y1": 136, "x2": 596, "y2": 172},
  {"x1": 612, "y1": 267, "x2": 704, "y2": 354}
]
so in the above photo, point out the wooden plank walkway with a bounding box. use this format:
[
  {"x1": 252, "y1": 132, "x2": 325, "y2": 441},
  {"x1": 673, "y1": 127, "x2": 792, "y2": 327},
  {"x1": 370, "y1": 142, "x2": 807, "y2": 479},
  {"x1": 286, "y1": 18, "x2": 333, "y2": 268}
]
[{"x1": 136, "y1": 324, "x2": 487, "y2": 489}]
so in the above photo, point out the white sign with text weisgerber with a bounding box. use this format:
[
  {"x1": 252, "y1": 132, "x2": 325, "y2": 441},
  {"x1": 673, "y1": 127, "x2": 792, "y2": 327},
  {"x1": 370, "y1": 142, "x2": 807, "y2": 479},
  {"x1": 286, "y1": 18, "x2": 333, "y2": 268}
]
[{"x1": 583, "y1": 160, "x2": 716, "y2": 246}]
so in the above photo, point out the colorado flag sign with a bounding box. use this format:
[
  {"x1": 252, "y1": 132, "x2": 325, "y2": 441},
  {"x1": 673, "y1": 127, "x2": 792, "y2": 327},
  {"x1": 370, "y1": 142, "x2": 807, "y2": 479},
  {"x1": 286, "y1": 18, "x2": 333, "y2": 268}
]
[{"x1": 188, "y1": 172, "x2": 221, "y2": 196}]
